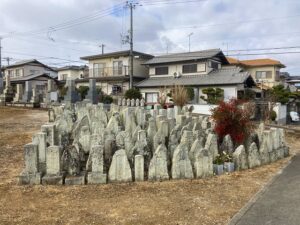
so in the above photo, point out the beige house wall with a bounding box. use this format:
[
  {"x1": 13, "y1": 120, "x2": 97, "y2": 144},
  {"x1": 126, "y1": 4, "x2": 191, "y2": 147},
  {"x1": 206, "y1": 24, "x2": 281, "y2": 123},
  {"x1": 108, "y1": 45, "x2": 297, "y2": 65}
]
[
  {"x1": 58, "y1": 70, "x2": 83, "y2": 80},
  {"x1": 244, "y1": 65, "x2": 282, "y2": 88}
]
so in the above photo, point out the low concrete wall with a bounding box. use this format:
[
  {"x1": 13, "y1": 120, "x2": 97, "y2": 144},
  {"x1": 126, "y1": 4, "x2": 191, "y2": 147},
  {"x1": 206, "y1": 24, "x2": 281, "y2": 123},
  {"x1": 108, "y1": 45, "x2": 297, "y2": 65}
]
[
  {"x1": 273, "y1": 103, "x2": 287, "y2": 125},
  {"x1": 188, "y1": 104, "x2": 217, "y2": 115}
]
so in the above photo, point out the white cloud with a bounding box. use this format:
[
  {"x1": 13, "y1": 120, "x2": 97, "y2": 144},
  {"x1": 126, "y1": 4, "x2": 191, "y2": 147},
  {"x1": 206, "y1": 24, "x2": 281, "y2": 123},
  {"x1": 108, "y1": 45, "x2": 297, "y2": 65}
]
[{"x1": 0, "y1": 0, "x2": 300, "y2": 74}]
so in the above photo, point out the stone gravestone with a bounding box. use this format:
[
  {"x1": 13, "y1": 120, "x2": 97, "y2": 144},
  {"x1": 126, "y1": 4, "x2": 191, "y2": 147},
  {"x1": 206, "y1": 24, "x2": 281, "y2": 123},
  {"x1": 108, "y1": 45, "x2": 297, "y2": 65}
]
[
  {"x1": 85, "y1": 79, "x2": 98, "y2": 104},
  {"x1": 259, "y1": 131, "x2": 271, "y2": 165},
  {"x1": 30, "y1": 87, "x2": 39, "y2": 103},
  {"x1": 41, "y1": 124, "x2": 56, "y2": 146},
  {"x1": 220, "y1": 134, "x2": 234, "y2": 154},
  {"x1": 64, "y1": 78, "x2": 78, "y2": 103},
  {"x1": 42, "y1": 146, "x2": 65, "y2": 185},
  {"x1": 135, "y1": 155, "x2": 144, "y2": 181},
  {"x1": 148, "y1": 144, "x2": 169, "y2": 181},
  {"x1": 87, "y1": 145, "x2": 107, "y2": 184},
  {"x1": 126, "y1": 98, "x2": 130, "y2": 106},
  {"x1": 13, "y1": 83, "x2": 23, "y2": 102},
  {"x1": 0, "y1": 74, "x2": 14, "y2": 102},
  {"x1": 233, "y1": 145, "x2": 248, "y2": 170},
  {"x1": 122, "y1": 98, "x2": 126, "y2": 106},
  {"x1": 22, "y1": 81, "x2": 33, "y2": 103},
  {"x1": 194, "y1": 148, "x2": 213, "y2": 178},
  {"x1": 18, "y1": 143, "x2": 42, "y2": 185},
  {"x1": 140, "y1": 99, "x2": 145, "y2": 107},
  {"x1": 32, "y1": 132, "x2": 47, "y2": 173},
  {"x1": 118, "y1": 98, "x2": 122, "y2": 106},
  {"x1": 135, "y1": 99, "x2": 140, "y2": 107},
  {"x1": 108, "y1": 149, "x2": 132, "y2": 183},
  {"x1": 172, "y1": 143, "x2": 194, "y2": 179},
  {"x1": 247, "y1": 142, "x2": 261, "y2": 169},
  {"x1": 131, "y1": 99, "x2": 135, "y2": 107}
]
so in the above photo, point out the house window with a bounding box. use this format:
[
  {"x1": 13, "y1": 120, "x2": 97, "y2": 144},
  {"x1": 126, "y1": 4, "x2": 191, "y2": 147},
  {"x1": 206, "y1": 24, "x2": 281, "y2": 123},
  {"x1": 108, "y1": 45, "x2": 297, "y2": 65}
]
[
  {"x1": 155, "y1": 66, "x2": 168, "y2": 75},
  {"x1": 30, "y1": 70, "x2": 39, "y2": 74},
  {"x1": 8, "y1": 70, "x2": 12, "y2": 77},
  {"x1": 275, "y1": 70, "x2": 280, "y2": 81},
  {"x1": 112, "y1": 85, "x2": 122, "y2": 95},
  {"x1": 182, "y1": 64, "x2": 197, "y2": 74},
  {"x1": 15, "y1": 69, "x2": 20, "y2": 77},
  {"x1": 256, "y1": 71, "x2": 272, "y2": 79},
  {"x1": 146, "y1": 92, "x2": 159, "y2": 103},
  {"x1": 209, "y1": 61, "x2": 219, "y2": 70},
  {"x1": 113, "y1": 61, "x2": 123, "y2": 76},
  {"x1": 93, "y1": 63, "x2": 105, "y2": 77},
  {"x1": 61, "y1": 74, "x2": 68, "y2": 80}
]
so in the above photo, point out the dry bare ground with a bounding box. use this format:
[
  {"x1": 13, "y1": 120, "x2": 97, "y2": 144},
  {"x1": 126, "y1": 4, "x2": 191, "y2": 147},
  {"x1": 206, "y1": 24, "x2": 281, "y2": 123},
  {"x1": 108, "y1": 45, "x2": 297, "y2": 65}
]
[{"x1": 0, "y1": 107, "x2": 299, "y2": 225}]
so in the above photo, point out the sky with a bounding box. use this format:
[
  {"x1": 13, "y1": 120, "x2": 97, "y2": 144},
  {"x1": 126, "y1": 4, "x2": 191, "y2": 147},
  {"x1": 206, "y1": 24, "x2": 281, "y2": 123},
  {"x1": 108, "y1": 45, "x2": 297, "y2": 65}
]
[{"x1": 1, "y1": 0, "x2": 300, "y2": 75}]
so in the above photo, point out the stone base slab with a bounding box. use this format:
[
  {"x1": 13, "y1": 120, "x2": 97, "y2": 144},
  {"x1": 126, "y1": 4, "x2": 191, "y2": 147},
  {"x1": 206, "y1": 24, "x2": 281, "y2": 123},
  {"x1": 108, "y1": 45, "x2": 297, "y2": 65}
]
[
  {"x1": 18, "y1": 172, "x2": 42, "y2": 185},
  {"x1": 87, "y1": 172, "x2": 107, "y2": 184},
  {"x1": 65, "y1": 173, "x2": 86, "y2": 185},
  {"x1": 42, "y1": 174, "x2": 65, "y2": 185}
]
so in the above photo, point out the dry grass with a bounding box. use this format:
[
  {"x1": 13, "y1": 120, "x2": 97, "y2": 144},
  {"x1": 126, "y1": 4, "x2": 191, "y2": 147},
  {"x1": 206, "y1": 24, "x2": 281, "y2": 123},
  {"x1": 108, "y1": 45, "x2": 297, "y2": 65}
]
[
  {"x1": 0, "y1": 107, "x2": 299, "y2": 225},
  {"x1": 170, "y1": 85, "x2": 189, "y2": 108}
]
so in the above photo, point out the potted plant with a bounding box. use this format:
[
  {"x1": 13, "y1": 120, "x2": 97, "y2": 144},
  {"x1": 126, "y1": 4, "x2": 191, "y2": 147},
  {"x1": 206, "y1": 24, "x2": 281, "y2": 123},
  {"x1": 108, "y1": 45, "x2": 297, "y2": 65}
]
[
  {"x1": 213, "y1": 155, "x2": 224, "y2": 175},
  {"x1": 223, "y1": 151, "x2": 235, "y2": 173}
]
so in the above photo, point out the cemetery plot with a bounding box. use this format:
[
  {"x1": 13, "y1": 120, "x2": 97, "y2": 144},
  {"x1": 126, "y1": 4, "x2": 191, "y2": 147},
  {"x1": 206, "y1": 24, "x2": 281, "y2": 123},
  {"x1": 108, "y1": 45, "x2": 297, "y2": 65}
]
[{"x1": 0, "y1": 106, "x2": 299, "y2": 225}]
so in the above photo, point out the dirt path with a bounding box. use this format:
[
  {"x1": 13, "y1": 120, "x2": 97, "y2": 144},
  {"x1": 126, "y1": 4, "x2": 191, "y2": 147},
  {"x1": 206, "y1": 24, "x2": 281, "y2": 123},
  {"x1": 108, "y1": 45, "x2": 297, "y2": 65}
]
[{"x1": 0, "y1": 107, "x2": 298, "y2": 225}]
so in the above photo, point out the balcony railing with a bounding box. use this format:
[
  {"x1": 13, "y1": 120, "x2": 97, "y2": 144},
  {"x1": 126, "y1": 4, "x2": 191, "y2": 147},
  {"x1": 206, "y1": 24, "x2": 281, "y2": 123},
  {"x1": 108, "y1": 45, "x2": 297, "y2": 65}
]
[{"x1": 89, "y1": 66, "x2": 129, "y2": 78}]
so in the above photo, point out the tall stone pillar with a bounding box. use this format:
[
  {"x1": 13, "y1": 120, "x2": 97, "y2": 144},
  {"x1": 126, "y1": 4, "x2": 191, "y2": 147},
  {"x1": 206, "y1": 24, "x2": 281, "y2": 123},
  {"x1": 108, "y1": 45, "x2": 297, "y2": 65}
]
[
  {"x1": 64, "y1": 78, "x2": 78, "y2": 104},
  {"x1": 22, "y1": 81, "x2": 32, "y2": 102},
  {"x1": 85, "y1": 79, "x2": 98, "y2": 104}
]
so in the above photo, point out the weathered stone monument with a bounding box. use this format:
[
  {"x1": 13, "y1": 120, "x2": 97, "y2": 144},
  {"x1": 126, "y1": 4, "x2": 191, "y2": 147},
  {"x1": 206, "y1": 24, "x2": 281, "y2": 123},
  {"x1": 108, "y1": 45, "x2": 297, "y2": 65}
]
[
  {"x1": 85, "y1": 79, "x2": 98, "y2": 104},
  {"x1": 64, "y1": 78, "x2": 78, "y2": 103},
  {"x1": 0, "y1": 74, "x2": 14, "y2": 104},
  {"x1": 22, "y1": 81, "x2": 33, "y2": 103}
]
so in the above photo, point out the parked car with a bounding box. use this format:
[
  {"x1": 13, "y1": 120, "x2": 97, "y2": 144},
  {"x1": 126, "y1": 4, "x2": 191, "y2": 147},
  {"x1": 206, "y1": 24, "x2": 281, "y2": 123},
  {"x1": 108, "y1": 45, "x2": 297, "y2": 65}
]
[{"x1": 290, "y1": 111, "x2": 300, "y2": 122}]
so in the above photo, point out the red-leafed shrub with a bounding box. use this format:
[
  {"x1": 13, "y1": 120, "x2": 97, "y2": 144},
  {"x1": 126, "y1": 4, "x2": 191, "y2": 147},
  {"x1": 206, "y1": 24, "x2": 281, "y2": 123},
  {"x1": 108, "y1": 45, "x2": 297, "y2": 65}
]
[{"x1": 211, "y1": 98, "x2": 254, "y2": 144}]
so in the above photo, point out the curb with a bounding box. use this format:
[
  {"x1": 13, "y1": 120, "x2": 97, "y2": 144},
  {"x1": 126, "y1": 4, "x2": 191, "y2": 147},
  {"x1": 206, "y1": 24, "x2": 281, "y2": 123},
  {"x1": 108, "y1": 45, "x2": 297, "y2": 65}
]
[{"x1": 227, "y1": 156, "x2": 295, "y2": 225}]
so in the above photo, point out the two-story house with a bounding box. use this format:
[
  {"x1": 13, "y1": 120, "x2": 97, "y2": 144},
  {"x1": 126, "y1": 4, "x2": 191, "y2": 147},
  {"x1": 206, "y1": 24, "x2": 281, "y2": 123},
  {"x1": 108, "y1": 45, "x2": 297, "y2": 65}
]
[
  {"x1": 136, "y1": 49, "x2": 255, "y2": 104},
  {"x1": 57, "y1": 65, "x2": 88, "y2": 81},
  {"x1": 3, "y1": 59, "x2": 58, "y2": 102},
  {"x1": 4, "y1": 59, "x2": 57, "y2": 79},
  {"x1": 226, "y1": 57, "x2": 285, "y2": 89},
  {"x1": 79, "y1": 50, "x2": 153, "y2": 95}
]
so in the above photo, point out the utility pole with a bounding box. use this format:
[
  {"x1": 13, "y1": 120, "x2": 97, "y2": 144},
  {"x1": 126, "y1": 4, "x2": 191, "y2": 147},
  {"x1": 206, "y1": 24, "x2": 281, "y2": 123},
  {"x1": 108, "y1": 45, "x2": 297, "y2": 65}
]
[
  {"x1": 126, "y1": 1, "x2": 137, "y2": 89},
  {"x1": 188, "y1": 32, "x2": 193, "y2": 52},
  {"x1": 3, "y1": 57, "x2": 12, "y2": 66},
  {"x1": 99, "y1": 44, "x2": 105, "y2": 55}
]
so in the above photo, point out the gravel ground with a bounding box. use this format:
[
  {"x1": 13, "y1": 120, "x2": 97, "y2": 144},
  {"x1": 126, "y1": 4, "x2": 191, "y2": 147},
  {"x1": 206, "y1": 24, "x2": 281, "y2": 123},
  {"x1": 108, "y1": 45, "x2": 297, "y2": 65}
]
[{"x1": 0, "y1": 106, "x2": 299, "y2": 225}]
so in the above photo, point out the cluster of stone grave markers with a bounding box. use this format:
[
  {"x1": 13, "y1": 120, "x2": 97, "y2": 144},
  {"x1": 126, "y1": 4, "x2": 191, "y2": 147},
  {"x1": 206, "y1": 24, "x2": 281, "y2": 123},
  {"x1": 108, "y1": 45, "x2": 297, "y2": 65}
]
[{"x1": 19, "y1": 101, "x2": 289, "y2": 185}]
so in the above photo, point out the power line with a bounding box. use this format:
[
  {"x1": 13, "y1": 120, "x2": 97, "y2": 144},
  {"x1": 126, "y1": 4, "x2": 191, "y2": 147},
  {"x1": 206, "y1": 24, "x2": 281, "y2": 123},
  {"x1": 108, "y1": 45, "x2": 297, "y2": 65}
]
[
  {"x1": 2, "y1": 50, "x2": 84, "y2": 64},
  {"x1": 1, "y1": 2, "x2": 126, "y2": 39},
  {"x1": 151, "y1": 14, "x2": 300, "y2": 31}
]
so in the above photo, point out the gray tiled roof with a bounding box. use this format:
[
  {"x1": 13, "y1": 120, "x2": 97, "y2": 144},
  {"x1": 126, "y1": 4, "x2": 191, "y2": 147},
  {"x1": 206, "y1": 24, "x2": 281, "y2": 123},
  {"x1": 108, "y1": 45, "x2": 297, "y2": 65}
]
[
  {"x1": 135, "y1": 68, "x2": 253, "y2": 88},
  {"x1": 143, "y1": 49, "x2": 227, "y2": 65},
  {"x1": 57, "y1": 65, "x2": 87, "y2": 71},
  {"x1": 80, "y1": 50, "x2": 154, "y2": 60},
  {"x1": 10, "y1": 73, "x2": 57, "y2": 82},
  {"x1": 4, "y1": 59, "x2": 56, "y2": 71}
]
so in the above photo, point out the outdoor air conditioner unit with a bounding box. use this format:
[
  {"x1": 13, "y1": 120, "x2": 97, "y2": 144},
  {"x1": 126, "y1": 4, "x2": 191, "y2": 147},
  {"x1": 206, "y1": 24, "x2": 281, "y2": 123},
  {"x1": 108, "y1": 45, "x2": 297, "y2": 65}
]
[{"x1": 173, "y1": 72, "x2": 181, "y2": 78}]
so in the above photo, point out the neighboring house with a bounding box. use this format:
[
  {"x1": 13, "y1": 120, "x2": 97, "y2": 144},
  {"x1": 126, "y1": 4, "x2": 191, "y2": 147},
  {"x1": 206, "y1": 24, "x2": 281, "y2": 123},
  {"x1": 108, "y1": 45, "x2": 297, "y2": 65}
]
[
  {"x1": 136, "y1": 49, "x2": 255, "y2": 104},
  {"x1": 57, "y1": 65, "x2": 88, "y2": 81},
  {"x1": 3, "y1": 59, "x2": 57, "y2": 79},
  {"x1": 80, "y1": 50, "x2": 153, "y2": 95},
  {"x1": 226, "y1": 57, "x2": 285, "y2": 88},
  {"x1": 2, "y1": 59, "x2": 58, "y2": 102}
]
